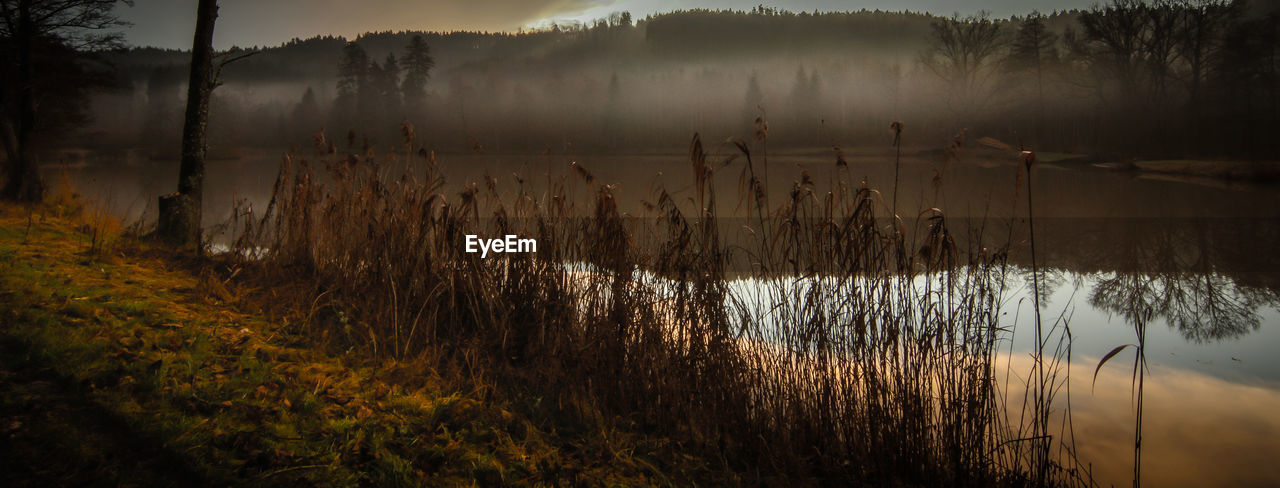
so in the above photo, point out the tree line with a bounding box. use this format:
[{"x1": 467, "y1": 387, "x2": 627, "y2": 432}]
[
  {"x1": 329, "y1": 35, "x2": 435, "y2": 143},
  {"x1": 925, "y1": 0, "x2": 1280, "y2": 157},
  {"x1": 6, "y1": 1, "x2": 1280, "y2": 206}
]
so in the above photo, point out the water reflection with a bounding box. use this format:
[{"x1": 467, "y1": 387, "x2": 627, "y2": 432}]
[
  {"x1": 1065, "y1": 218, "x2": 1280, "y2": 344},
  {"x1": 1003, "y1": 354, "x2": 1280, "y2": 488},
  {"x1": 1089, "y1": 270, "x2": 1276, "y2": 343},
  {"x1": 1025, "y1": 218, "x2": 1280, "y2": 487}
]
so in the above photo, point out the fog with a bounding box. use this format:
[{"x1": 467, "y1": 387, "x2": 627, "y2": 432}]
[{"x1": 72, "y1": 5, "x2": 1280, "y2": 163}]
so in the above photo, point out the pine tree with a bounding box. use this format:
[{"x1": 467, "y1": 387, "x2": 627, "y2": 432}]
[
  {"x1": 377, "y1": 53, "x2": 402, "y2": 118},
  {"x1": 334, "y1": 41, "x2": 368, "y2": 125},
  {"x1": 1006, "y1": 13, "x2": 1058, "y2": 144},
  {"x1": 291, "y1": 86, "x2": 321, "y2": 142},
  {"x1": 1006, "y1": 13, "x2": 1058, "y2": 74},
  {"x1": 789, "y1": 66, "x2": 812, "y2": 127},
  {"x1": 401, "y1": 35, "x2": 435, "y2": 118}
]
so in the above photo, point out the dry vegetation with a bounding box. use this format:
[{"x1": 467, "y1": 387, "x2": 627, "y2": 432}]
[
  {"x1": 196, "y1": 124, "x2": 1089, "y2": 486},
  {"x1": 0, "y1": 194, "x2": 713, "y2": 486}
]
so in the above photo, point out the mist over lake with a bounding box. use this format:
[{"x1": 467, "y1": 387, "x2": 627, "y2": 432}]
[{"x1": 6, "y1": 1, "x2": 1280, "y2": 487}]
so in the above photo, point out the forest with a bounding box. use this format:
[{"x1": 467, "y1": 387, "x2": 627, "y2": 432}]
[{"x1": 64, "y1": 1, "x2": 1280, "y2": 162}]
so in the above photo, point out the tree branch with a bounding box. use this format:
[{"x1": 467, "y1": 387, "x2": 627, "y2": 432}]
[{"x1": 209, "y1": 48, "x2": 260, "y2": 89}]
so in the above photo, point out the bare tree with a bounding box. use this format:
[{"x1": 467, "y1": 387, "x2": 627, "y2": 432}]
[
  {"x1": 1072, "y1": 0, "x2": 1243, "y2": 154},
  {"x1": 1077, "y1": 0, "x2": 1152, "y2": 103},
  {"x1": 1142, "y1": 1, "x2": 1182, "y2": 101},
  {"x1": 922, "y1": 13, "x2": 1005, "y2": 116},
  {"x1": 1175, "y1": 0, "x2": 1236, "y2": 121},
  {"x1": 0, "y1": 0, "x2": 131, "y2": 202}
]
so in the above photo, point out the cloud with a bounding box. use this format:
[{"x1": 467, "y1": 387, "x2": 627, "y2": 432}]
[{"x1": 121, "y1": 0, "x2": 620, "y2": 48}]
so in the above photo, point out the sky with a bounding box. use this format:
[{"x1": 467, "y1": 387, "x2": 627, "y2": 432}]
[{"x1": 115, "y1": 0, "x2": 1099, "y2": 49}]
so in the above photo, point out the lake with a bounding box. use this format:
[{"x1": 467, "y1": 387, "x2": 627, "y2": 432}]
[{"x1": 49, "y1": 146, "x2": 1280, "y2": 487}]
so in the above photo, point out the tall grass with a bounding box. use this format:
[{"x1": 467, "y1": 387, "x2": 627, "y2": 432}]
[{"x1": 224, "y1": 128, "x2": 1083, "y2": 486}]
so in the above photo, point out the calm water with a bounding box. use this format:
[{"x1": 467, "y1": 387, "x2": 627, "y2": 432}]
[
  {"x1": 1014, "y1": 271, "x2": 1280, "y2": 487},
  {"x1": 50, "y1": 148, "x2": 1280, "y2": 487}
]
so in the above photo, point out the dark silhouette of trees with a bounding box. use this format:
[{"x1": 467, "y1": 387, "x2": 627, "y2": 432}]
[
  {"x1": 0, "y1": 0, "x2": 131, "y2": 202},
  {"x1": 787, "y1": 66, "x2": 822, "y2": 144},
  {"x1": 365, "y1": 53, "x2": 402, "y2": 137},
  {"x1": 1144, "y1": 3, "x2": 1184, "y2": 102},
  {"x1": 290, "y1": 86, "x2": 321, "y2": 144},
  {"x1": 1214, "y1": 6, "x2": 1280, "y2": 156},
  {"x1": 1007, "y1": 13, "x2": 1059, "y2": 71},
  {"x1": 1004, "y1": 12, "x2": 1059, "y2": 144},
  {"x1": 329, "y1": 36, "x2": 436, "y2": 145},
  {"x1": 1068, "y1": 0, "x2": 1275, "y2": 156},
  {"x1": 333, "y1": 41, "x2": 368, "y2": 130},
  {"x1": 1071, "y1": 1, "x2": 1184, "y2": 151},
  {"x1": 1175, "y1": 1, "x2": 1238, "y2": 137},
  {"x1": 922, "y1": 13, "x2": 1005, "y2": 116},
  {"x1": 644, "y1": 8, "x2": 935, "y2": 60},
  {"x1": 34, "y1": 5, "x2": 1280, "y2": 159},
  {"x1": 294, "y1": 87, "x2": 319, "y2": 122},
  {"x1": 400, "y1": 34, "x2": 434, "y2": 119},
  {"x1": 1074, "y1": 1, "x2": 1149, "y2": 101}
]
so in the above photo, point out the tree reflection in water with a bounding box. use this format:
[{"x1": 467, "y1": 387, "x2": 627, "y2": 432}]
[{"x1": 1085, "y1": 220, "x2": 1280, "y2": 344}]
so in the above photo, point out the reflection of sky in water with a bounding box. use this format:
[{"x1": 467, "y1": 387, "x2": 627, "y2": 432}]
[
  {"x1": 724, "y1": 268, "x2": 1280, "y2": 488},
  {"x1": 722, "y1": 268, "x2": 1280, "y2": 385},
  {"x1": 962, "y1": 268, "x2": 1280, "y2": 487},
  {"x1": 1003, "y1": 354, "x2": 1280, "y2": 488}
]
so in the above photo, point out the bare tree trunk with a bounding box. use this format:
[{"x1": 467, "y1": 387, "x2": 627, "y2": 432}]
[
  {"x1": 157, "y1": 0, "x2": 218, "y2": 247},
  {"x1": 3, "y1": 0, "x2": 43, "y2": 203}
]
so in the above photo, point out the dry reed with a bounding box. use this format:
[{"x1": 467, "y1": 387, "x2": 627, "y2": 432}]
[{"x1": 222, "y1": 128, "x2": 1083, "y2": 486}]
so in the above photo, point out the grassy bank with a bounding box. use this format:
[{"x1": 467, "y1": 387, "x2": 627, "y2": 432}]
[{"x1": 0, "y1": 202, "x2": 699, "y2": 487}]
